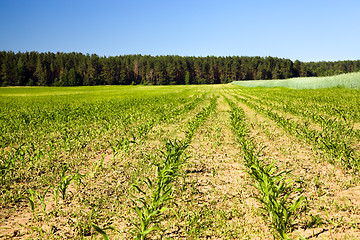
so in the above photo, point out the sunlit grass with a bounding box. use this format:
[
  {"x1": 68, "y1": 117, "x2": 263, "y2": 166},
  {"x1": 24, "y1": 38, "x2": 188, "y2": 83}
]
[{"x1": 232, "y1": 71, "x2": 360, "y2": 89}]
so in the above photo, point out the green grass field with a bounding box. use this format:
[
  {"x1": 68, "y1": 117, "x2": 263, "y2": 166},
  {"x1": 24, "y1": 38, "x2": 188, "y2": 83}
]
[
  {"x1": 1, "y1": 84, "x2": 360, "y2": 239},
  {"x1": 231, "y1": 71, "x2": 360, "y2": 89}
]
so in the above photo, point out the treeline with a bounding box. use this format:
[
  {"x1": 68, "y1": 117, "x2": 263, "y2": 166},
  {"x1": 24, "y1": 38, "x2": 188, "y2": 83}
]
[{"x1": 1, "y1": 51, "x2": 360, "y2": 86}]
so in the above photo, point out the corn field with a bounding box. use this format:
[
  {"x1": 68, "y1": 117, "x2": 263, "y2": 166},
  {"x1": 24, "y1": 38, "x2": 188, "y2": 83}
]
[{"x1": 1, "y1": 84, "x2": 360, "y2": 239}]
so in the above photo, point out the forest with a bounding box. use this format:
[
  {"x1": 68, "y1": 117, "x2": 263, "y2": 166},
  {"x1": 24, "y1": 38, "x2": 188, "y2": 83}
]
[{"x1": 1, "y1": 51, "x2": 360, "y2": 86}]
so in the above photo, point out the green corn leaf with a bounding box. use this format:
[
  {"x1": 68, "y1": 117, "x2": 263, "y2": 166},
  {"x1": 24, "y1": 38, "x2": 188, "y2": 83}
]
[
  {"x1": 92, "y1": 224, "x2": 110, "y2": 240},
  {"x1": 143, "y1": 226, "x2": 161, "y2": 235}
]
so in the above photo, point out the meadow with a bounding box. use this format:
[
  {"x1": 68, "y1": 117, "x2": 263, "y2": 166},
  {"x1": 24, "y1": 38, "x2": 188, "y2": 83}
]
[
  {"x1": 1, "y1": 84, "x2": 360, "y2": 239},
  {"x1": 232, "y1": 71, "x2": 360, "y2": 89}
]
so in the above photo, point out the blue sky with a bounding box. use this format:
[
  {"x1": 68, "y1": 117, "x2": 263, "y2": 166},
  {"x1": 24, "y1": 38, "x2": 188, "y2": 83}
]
[{"x1": 1, "y1": 0, "x2": 359, "y2": 62}]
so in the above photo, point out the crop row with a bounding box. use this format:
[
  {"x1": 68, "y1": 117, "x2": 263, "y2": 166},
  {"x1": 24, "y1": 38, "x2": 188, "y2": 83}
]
[
  {"x1": 93, "y1": 95, "x2": 218, "y2": 239},
  {"x1": 234, "y1": 89, "x2": 360, "y2": 143},
  {"x1": 225, "y1": 96, "x2": 305, "y2": 239},
  {"x1": 234, "y1": 88, "x2": 360, "y2": 123},
  {"x1": 0, "y1": 89, "x2": 207, "y2": 205},
  {"x1": 230, "y1": 93, "x2": 360, "y2": 171}
]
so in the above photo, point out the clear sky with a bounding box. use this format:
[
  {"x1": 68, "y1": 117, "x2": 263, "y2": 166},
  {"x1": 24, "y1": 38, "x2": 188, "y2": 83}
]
[{"x1": 1, "y1": 0, "x2": 359, "y2": 62}]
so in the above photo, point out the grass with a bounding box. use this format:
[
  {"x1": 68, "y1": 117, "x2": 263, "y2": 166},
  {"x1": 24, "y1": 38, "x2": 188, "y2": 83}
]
[{"x1": 231, "y1": 71, "x2": 360, "y2": 89}]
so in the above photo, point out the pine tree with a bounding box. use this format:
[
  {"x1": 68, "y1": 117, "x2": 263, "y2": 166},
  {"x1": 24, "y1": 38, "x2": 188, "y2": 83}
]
[
  {"x1": 34, "y1": 57, "x2": 47, "y2": 85},
  {"x1": 16, "y1": 57, "x2": 27, "y2": 85},
  {"x1": 185, "y1": 71, "x2": 190, "y2": 85}
]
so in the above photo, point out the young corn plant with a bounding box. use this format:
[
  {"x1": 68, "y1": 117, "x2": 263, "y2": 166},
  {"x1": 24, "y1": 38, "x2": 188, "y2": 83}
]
[
  {"x1": 129, "y1": 139, "x2": 188, "y2": 239},
  {"x1": 35, "y1": 186, "x2": 51, "y2": 214},
  {"x1": 93, "y1": 97, "x2": 215, "y2": 239},
  {"x1": 92, "y1": 224, "x2": 113, "y2": 240},
  {"x1": 57, "y1": 166, "x2": 76, "y2": 201},
  {"x1": 52, "y1": 185, "x2": 60, "y2": 205},
  {"x1": 90, "y1": 154, "x2": 105, "y2": 178},
  {"x1": 25, "y1": 189, "x2": 37, "y2": 220},
  {"x1": 93, "y1": 139, "x2": 189, "y2": 240},
  {"x1": 58, "y1": 175, "x2": 73, "y2": 201},
  {"x1": 23, "y1": 186, "x2": 51, "y2": 217},
  {"x1": 247, "y1": 156, "x2": 306, "y2": 239},
  {"x1": 0, "y1": 153, "x2": 15, "y2": 185},
  {"x1": 109, "y1": 136, "x2": 136, "y2": 159},
  {"x1": 185, "y1": 96, "x2": 217, "y2": 143},
  {"x1": 226, "y1": 96, "x2": 306, "y2": 239},
  {"x1": 130, "y1": 177, "x2": 172, "y2": 239}
]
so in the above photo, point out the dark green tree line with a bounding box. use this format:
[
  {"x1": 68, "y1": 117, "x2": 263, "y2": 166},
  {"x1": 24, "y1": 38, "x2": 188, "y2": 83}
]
[{"x1": 1, "y1": 51, "x2": 360, "y2": 86}]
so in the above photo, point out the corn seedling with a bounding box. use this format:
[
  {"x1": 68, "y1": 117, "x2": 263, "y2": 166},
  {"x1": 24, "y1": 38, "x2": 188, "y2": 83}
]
[
  {"x1": 227, "y1": 96, "x2": 306, "y2": 239},
  {"x1": 92, "y1": 224, "x2": 111, "y2": 240},
  {"x1": 72, "y1": 209, "x2": 98, "y2": 237},
  {"x1": 52, "y1": 186, "x2": 60, "y2": 205},
  {"x1": 185, "y1": 96, "x2": 217, "y2": 143},
  {"x1": 57, "y1": 166, "x2": 75, "y2": 201},
  {"x1": 25, "y1": 189, "x2": 37, "y2": 220},
  {"x1": 249, "y1": 161, "x2": 306, "y2": 239},
  {"x1": 34, "y1": 186, "x2": 51, "y2": 214},
  {"x1": 0, "y1": 154, "x2": 15, "y2": 184},
  {"x1": 129, "y1": 139, "x2": 188, "y2": 239},
  {"x1": 58, "y1": 175, "x2": 73, "y2": 201},
  {"x1": 109, "y1": 136, "x2": 136, "y2": 158},
  {"x1": 91, "y1": 154, "x2": 105, "y2": 178},
  {"x1": 92, "y1": 224, "x2": 124, "y2": 240}
]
